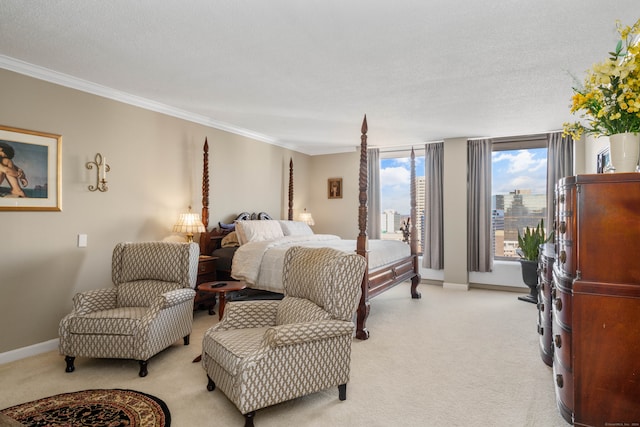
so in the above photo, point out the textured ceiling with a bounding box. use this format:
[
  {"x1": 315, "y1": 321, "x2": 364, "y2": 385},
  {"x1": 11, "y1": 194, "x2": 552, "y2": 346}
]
[{"x1": 0, "y1": 1, "x2": 638, "y2": 155}]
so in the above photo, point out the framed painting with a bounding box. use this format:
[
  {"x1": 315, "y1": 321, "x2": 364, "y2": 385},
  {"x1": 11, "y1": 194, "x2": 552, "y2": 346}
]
[
  {"x1": 0, "y1": 125, "x2": 62, "y2": 211},
  {"x1": 328, "y1": 177, "x2": 342, "y2": 199}
]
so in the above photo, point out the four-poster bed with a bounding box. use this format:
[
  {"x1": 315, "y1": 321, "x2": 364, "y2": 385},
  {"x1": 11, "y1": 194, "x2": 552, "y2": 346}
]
[{"x1": 199, "y1": 116, "x2": 421, "y2": 340}]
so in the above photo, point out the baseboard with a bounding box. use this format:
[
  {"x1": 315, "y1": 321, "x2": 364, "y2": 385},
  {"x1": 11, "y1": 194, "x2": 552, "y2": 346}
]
[
  {"x1": 443, "y1": 282, "x2": 470, "y2": 291},
  {"x1": 0, "y1": 338, "x2": 59, "y2": 365}
]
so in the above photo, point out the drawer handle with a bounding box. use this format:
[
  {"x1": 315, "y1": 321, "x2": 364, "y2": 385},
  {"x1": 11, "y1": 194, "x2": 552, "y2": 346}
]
[
  {"x1": 540, "y1": 282, "x2": 545, "y2": 292},
  {"x1": 559, "y1": 250, "x2": 566, "y2": 264},
  {"x1": 538, "y1": 303, "x2": 545, "y2": 312},
  {"x1": 555, "y1": 298, "x2": 563, "y2": 311},
  {"x1": 558, "y1": 221, "x2": 566, "y2": 234},
  {"x1": 556, "y1": 374, "x2": 564, "y2": 388},
  {"x1": 554, "y1": 334, "x2": 562, "y2": 348},
  {"x1": 537, "y1": 325, "x2": 544, "y2": 335}
]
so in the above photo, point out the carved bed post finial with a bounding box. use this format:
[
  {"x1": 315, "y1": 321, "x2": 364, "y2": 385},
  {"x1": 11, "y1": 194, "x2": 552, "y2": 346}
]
[
  {"x1": 288, "y1": 158, "x2": 294, "y2": 221},
  {"x1": 200, "y1": 138, "x2": 211, "y2": 254},
  {"x1": 356, "y1": 114, "x2": 370, "y2": 340},
  {"x1": 202, "y1": 138, "x2": 209, "y2": 229}
]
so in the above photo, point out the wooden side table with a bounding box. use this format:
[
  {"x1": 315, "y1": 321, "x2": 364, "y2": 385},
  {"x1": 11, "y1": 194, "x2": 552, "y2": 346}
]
[{"x1": 197, "y1": 281, "x2": 247, "y2": 320}]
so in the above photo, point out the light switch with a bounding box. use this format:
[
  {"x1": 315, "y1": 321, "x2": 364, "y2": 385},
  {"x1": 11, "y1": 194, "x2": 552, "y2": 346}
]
[{"x1": 78, "y1": 234, "x2": 88, "y2": 248}]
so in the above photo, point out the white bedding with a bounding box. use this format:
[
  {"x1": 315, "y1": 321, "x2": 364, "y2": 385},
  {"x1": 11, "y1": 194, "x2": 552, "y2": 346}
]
[{"x1": 231, "y1": 234, "x2": 411, "y2": 294}]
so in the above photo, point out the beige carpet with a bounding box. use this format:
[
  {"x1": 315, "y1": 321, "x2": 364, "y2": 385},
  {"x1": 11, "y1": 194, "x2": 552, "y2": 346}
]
[{"x1": 0, "y1": 284, "x2": 568, "y2": 427}]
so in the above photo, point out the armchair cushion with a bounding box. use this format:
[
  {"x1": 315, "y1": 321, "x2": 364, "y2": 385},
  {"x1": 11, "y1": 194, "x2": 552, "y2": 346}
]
[
  {"x1": 67, "y1": 307, "x2": 148, "y2": 335},
  {"x1": 203, "y1": 327, "x2": 270, "y2": 376}
]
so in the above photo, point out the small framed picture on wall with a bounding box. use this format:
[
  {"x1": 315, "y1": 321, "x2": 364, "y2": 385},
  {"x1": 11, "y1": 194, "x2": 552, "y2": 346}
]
[{"x1": 328, "y1": 178, "x2": 342, "y2": 199}]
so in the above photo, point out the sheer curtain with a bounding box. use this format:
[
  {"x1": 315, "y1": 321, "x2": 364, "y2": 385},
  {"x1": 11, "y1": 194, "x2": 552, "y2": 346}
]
[
  {"x1": 467, "y1": 138, "x2": 493, "y2": 272},
  {"x1": 546, "y1": 132, "x2": 574, "y2": 230},
  {"x1": 367, "y1": 148, "x2": 381, "y2": 239},
  {"x1": 422, "y1": 142, "x2": 444, "y2": 269}
]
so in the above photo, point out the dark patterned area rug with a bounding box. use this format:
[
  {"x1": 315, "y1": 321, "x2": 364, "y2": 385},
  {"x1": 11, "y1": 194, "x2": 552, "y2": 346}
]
[{"x1": 0, "y1": 389, "x2": 170, "y2": 427}]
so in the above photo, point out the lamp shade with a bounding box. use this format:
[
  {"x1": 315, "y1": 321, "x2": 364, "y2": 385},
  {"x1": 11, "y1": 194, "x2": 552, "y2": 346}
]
[
  {"x1": 173, "y1": 211, "x2": 205, "y2": 242},
  {"x1": 299, "y1": 209, "x2": 315, "y2": 226}
]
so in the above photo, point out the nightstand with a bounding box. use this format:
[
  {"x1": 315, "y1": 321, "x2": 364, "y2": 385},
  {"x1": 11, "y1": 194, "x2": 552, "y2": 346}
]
[{"x1": 194, "y1": 255, "x2": 218, "y2": 315}]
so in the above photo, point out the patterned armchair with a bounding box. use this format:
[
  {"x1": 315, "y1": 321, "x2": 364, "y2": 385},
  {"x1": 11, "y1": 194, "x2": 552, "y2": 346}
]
[
  {"x1": 59, "y1": 241, "x2": 199, "y2": 377},
  {"x1": 201, "y1": 246, "x2": 366, "y2": 427}
]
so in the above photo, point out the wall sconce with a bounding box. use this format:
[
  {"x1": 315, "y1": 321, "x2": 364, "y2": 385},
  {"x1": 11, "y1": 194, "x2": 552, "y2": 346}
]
[
  {"x1": 86, "y1": 153, "x2": 110, "y2": 192},
  {"x1": 299, "y1": 208, "x2": 315, "y2": 226},
  {"x1": 173, "y1": 207, "x2": 206, "y2": 242}
]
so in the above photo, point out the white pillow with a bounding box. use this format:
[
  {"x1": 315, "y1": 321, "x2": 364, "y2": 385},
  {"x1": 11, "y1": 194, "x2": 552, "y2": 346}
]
[
  {"x1": 235, "y1": 220, "x2": 284, "y2": 245},
  {"x1": 278, "y1": 220, "x2": 314, "y2": 236}
]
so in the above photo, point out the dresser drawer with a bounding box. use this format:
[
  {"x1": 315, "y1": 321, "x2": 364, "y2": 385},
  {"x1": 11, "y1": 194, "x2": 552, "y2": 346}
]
[
  {"x1": 552, "y1": 318, "x2": 572, "y2": 370},
  {"x1": 553, "y1": 358, "x2": 574, "y2": 424},
  {"x1": 553, "y1": 353, "x2": 574, "y2": 412},
  {"x1": 552, "y1": 289, "x2": 572, "y2": 330},
  {"x1": 556, "y1": 239, "x2": 575, "y2": 278},
  {"x1": 200, "y1": 259, "x2": 216, "y2": 274},
  {"x1": 196, "y1": 256, "x2": 218, "y2": 286}
]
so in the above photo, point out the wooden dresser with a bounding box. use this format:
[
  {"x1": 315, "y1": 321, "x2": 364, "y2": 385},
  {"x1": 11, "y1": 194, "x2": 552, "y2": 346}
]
[
  {"x1": 553, "y1": 173, "x2": 640, "y2": 426},
  {"x1": 537, "y1": 243, "x2": 555, "y2": 367}
]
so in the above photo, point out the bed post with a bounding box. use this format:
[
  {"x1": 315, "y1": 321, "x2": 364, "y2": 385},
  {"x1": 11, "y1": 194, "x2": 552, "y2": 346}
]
[
  {"x1": 410, "y1": 148, "x2": 422, "y2": 298},
  {"x1": 199, "y1": 138, "x2": 211, "y2": 254},
  {"x1": 288, "y1": 158, "x2": 294, "y2": 221},
  {"x1": 356, "y1": 115, "x2": 370, "y2": 340}
]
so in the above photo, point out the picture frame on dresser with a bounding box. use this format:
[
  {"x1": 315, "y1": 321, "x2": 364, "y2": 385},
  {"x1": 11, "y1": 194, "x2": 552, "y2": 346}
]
[
  {"x1": 0, "y1": 125, "x2": 62, "y2": 211},
  {"x1": 596, "y1": 147, "x2": 610, "y2": 173}
]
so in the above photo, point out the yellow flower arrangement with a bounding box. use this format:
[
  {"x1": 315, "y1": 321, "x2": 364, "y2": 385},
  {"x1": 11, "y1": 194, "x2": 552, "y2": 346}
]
[{"x1": 563, "y1": 18, "x2": 640, "y2": 140}]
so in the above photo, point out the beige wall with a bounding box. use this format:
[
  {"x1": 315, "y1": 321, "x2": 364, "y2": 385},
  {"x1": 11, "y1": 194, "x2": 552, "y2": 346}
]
[
  {"x1": 0, "y1": 69, "x2": 310, "y2": 354},
  {"x1": 307, "y1": 151, "x2": 360, "y2": 239},
  {"x1": 0, "y1": 68, "x2": 600, "y2": 357}
]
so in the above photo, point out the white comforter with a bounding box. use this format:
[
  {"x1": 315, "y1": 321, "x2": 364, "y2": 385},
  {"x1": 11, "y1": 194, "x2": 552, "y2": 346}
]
[{"x1": 231, "y1": 234, "x2": 411, "y2": 294}]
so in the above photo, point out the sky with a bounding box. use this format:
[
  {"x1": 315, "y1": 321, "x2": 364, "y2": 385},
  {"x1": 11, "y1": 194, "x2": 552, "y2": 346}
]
[
  {"x1": 380, "y1": 156, "x2": 424, "y2": 213},
  {"x1": 380, "y1": 148, "x2": 547, "y2": 214}
]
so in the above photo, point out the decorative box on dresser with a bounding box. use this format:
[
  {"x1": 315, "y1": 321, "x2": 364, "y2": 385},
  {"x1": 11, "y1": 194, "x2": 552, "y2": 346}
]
[
  {"x1": 537, "y1": 243, "x2": 555, "y2": 367},
  {"x1": 553, "y1": 173, "x2": 640, "y2": 426}
]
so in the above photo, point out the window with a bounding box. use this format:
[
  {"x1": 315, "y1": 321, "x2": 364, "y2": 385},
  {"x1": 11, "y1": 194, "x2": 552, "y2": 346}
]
[
  {"x1": 491, "y1": 137, "x2": 548, "y2": 260},
  {"x1": 380, "y1": 150, "x2": 425, "y2": 254}
]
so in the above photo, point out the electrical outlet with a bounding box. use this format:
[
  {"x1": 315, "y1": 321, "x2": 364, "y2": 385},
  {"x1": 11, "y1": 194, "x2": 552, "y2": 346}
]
[{"x1": 78, "y1": 234, "x2": 88, "y2": 248}]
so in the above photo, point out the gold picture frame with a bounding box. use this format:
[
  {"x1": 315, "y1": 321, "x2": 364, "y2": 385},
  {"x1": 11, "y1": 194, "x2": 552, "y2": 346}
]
[
  {"x1": 328, "y1": 177, "x2": 342, "y2": 199},
  {"x1": 0, "y1": 125, "x2": 62, "y2": 211}
]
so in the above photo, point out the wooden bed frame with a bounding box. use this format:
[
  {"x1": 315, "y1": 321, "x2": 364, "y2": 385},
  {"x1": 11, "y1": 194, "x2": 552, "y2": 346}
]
[{"x1": 199, "y1": 116, "x2": 421, "y2": 340}]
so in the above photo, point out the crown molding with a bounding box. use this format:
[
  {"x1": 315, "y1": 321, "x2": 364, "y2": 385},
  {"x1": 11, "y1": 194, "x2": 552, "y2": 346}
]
[{"x1": 0, "y1": 55, "x2": 279, "y2": 145}]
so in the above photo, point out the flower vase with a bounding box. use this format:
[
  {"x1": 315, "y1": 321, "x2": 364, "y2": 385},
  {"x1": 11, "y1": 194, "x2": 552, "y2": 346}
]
[{"x1": 608, "y1": 133, "x2": 640, "y2": 173}]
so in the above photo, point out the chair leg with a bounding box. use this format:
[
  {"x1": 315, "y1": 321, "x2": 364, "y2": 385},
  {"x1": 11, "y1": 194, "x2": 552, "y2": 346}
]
[
  {"x1": 184, "y1": 334, "x2": 190, "y2": 345},
  {"x1": 138, "y1": 360, "x2": 148, "y2": 377},
  {"x1": 64, "y1": 356, "x2": 75, "y2": 373},
  {"x1": 244, "y1": 411, "x2": 255, "y2": 427},
  {"x1": 338, "y1": 383, "x2": 347, "y2": 401},
  {"x1": 207, "y1": 375, "x2": 216, "y2": 391}
]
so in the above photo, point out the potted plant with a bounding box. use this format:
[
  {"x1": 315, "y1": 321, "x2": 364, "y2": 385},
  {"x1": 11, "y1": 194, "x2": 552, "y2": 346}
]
[
  {"x1": 516, "y1": 219, "x2": 553, "y2": 303},
  {"x1": 563, "y1": 18, "x2": 640, "y2": 172}
]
